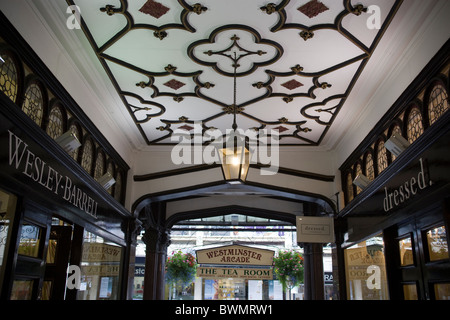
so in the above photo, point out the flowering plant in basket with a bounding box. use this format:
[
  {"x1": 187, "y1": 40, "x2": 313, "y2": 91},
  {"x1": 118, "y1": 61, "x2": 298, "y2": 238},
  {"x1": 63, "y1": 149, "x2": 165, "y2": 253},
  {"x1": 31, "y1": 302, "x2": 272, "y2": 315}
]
[
  {"x1": 165, "y1": 250, "x2": 197, "y2": 287},
  {"x1": 273, "y1": 250, "x2": 304, "y2": 291}
]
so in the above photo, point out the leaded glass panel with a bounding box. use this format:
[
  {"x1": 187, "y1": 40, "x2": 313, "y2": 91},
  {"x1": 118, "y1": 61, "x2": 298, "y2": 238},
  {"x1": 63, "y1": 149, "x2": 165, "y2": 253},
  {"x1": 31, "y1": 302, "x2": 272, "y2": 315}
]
[
  {"x1": 346, "y1": 172, "x2": 354, "y2": 203},
  {"x1": 94, "y1": 151, "x2": 105, "y2": 180},
  {"x1": 68, "y1": 123, "x2": 81, "y2": 161},
  {"x1": 114, "y1": 172, "x2": 122, "y2": 202},
  {"x1": 46, "y1": 106, "x2": 64, "y2": 140},
  {"x1": 365, "y1": 153, "x2": 375, "y2": 181},
  {"x1": 355, "y1": 163, "x2": 363, "y2": 195},
  {"x1": 407, "y1": 108, "x2": 424, "y2": 144},
  {"x1": 377, "y1": 140, "x2": 388, "y2": 174},
  {"x1": 81, "y1": 139, "x2": 94, "y2": 174},
  {"x1": 0, "y1": 52, "x2": 18, "y2": 103},
  {"x1": 22, "y1": 82, "x2": 44, "y2": 127},
  {"x1": 428, "y1": 84, "x2": 449, "y2": 125}
]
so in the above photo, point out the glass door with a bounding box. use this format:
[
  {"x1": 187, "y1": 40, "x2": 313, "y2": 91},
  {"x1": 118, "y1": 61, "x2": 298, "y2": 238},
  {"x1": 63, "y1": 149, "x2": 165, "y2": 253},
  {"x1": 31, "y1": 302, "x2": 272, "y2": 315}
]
[
  {"x1": 388, "y1": 210, "x2": 450, "y2": 300},
  {"x1": 42, "y1": 224, "x2": 73, "y2": 300}
]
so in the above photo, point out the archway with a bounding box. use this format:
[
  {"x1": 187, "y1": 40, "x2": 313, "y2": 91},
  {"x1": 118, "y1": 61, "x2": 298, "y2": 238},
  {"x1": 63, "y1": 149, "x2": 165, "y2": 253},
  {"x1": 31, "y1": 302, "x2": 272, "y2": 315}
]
[{"x1": 132, "y1": 182, "x2": 337, "y2": 300}]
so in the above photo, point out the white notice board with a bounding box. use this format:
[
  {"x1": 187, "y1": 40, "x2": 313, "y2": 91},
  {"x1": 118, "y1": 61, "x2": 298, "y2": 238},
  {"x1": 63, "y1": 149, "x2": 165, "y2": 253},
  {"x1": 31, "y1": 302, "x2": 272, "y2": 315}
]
[{"x1": 296, "y1": 216, "x2": 334, "y2": 243}]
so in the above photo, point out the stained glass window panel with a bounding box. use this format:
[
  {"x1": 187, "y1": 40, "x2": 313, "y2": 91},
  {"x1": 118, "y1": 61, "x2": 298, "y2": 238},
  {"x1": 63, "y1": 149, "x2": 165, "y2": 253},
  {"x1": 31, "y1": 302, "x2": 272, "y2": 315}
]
[
  {"x1": 81, "y1": 139, "x2": 94, "y2": 174},
  {"x1": 46, "y1": 106, "x2": 64, "y2": 140},
  {"x1": 22, "y1": 82, "x2": 44, "y2": 127},
  {"x1": 428, "y1": 84, "x2": 449, "y2": 125},
  {"x1": 407, "y1": 108, "x2": 424, "y2": 144},
  {"x1": 365, "y1": 153, "x2": 375, "y2": 181},
  {"x1": 0, "y1": 52, "x2": 18, "y2": 103},
  {"x1": 377, "y1": 141, "x2": 388, "y2": 174}
]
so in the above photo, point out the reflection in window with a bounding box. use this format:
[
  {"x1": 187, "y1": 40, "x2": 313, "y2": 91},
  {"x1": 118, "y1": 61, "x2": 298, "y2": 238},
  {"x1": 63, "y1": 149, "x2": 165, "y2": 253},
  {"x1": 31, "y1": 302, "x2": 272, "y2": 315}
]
[
  {"x1": 77, "y1": 231, "x2": 122, "y2": 300},
  {"x1": 0, "y1": 51, "x2": 19, "y2": 103},
  {"x1": 344, "y1": 234, "x2": 389, "y2": 300},
  {"x1": 399, "y1": 237, "x2": 414, "y2": 266},
  {"x1": 10, "y1": 280, "x2": 34, "y2": 300},
  {"x1": 428, "y1": 84, "x2": 449, "y2": 125},
  {"x1": 18, "y1": 223, "x2": 42, "y2": 258},
  {"x1": 406, "y1": 108, "x2": 424, "y2": 144},
  {"x1": 22, "y1": 82, "x2": 44, "y2": 127},
  {"x1": 426, "y1": 226, "x2": 449, "y2": 262}
]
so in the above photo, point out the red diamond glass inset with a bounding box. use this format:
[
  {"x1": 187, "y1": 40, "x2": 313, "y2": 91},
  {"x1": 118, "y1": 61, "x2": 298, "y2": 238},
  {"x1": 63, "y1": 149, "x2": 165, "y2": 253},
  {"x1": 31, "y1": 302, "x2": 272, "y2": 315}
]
[
  {"x1": 281, "y1": 79, "x2": 304, "y2": 90},
  {"x1": 139, "y1": 0, "x2": 170, "y2": 19},
  {"x1": 274, "y1": 126, "x2": 289, "y2": 133},
  {"x1": 298, "y1": 0, "x2": 329, "y2": 18},
  {"x1": 179, "y1": 124, "x2": 194, "y2": 131},
  {"x1": 164, "y1": 79, "x2": 185, "y2": 90}
]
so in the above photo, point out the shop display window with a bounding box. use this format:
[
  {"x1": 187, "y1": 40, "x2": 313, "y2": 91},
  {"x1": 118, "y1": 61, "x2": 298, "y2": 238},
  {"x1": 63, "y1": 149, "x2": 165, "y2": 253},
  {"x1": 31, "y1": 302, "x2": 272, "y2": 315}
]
[
  {"x1": 76, "y1": 231, "x2": 123, "y2": 300},
  {"x1": 344, "y1": 234, "x2": 389, "y2": 300},
  {"x1": 10, "y1": 279, "x2": 34, "y2": 300}
]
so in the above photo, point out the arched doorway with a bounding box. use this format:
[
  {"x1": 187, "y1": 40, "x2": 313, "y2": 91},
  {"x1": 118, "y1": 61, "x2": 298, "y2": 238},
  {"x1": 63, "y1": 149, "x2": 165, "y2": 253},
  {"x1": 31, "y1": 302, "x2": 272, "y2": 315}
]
[{"x1": 132, "y1": 182, "x2": 337, "y2": 300}]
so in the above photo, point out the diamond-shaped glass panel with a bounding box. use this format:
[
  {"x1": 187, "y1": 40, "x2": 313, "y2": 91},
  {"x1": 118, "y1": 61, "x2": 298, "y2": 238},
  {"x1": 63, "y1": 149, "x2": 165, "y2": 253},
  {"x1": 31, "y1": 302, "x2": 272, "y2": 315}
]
[
  {"x1": 139, "y1": 0, "x2": 170, "y2": 19},
  {"x1": 164, "y1": 79, "x2": 186, "y2": 90},
  {"x1": 298, "y1": 0, "x2": 329, "y2": 18},
  {"x1": 281, "y1": 79, "x2": 304, "y2": 90}
]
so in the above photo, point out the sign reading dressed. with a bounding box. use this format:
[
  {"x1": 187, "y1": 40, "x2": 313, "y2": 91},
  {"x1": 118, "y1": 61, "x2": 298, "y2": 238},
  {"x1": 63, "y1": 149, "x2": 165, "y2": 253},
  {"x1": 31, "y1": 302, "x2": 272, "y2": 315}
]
[
  {"x1": 196, "y1": 244, "x2": 274, "y2": 266},
  {"x1": 197, "y1": 267, "x2": 272, "y2": 280},
  {"x1": 7, "y1": 130, "x2": 98, "y2": 219},
  {"x1": 383, "y1": 157, "x2": 432, "y2": 212},
  {"x1": 296, "y1": 216, "x2": 335, "y2": 243}
]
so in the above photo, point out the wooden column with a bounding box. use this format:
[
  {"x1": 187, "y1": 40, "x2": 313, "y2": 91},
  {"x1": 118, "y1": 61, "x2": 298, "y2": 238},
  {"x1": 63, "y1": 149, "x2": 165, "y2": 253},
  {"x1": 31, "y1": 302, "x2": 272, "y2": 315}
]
[{"x1": 142, "y1": 202, "x2": 170, "y2": 300}]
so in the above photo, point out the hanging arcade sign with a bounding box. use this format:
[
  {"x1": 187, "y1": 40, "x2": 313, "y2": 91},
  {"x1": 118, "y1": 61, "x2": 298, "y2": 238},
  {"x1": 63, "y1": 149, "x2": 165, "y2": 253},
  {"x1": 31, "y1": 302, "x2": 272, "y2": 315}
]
[{"x1": 196, "y1": 244, "x2": 274, "y2": 266}]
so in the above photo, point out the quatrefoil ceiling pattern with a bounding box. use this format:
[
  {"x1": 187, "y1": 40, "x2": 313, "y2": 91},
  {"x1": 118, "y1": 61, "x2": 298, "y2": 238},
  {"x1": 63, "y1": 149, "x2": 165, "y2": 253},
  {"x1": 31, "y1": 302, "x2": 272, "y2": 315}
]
[{"x1": 69, "y1": 0, "x2": 402, "y2": 145}]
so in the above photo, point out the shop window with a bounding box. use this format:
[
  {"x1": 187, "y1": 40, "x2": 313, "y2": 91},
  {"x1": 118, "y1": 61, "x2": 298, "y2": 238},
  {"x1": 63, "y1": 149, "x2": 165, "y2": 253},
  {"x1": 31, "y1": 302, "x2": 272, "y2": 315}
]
[
  {"x1": 0, "y1": 49, "x2": 19, "y2": 103},
  {"x1": 428, "y1": 83, "x2": 449, "y2": 125},
  {"x1": 376, "y1": 140, "x2": 388, "y2": 174},
  {"x1": 81, "y1": 138, "x2": 94, "y2": 174},
  {"x1": 46, "y1": 104, "x2": 65, "y2": 140},
  {"x1": 344, "y1": 234, "x2": 389, "y2": 300},
  {"x1": 77, "y1": 231, "x2": 122, "y2": 300},
  {"x1": 0, "y1": 189, "x2": 18, "y2": 289},
  {"x1": 426, "y1": 226, "x2": 449, "y2": 262},
  {"x1": 406, "y1": 107, "x2": 424, "y2": 144},
  {"x1": 22, "y1": 80, "x2": 45, "y2": 127}
]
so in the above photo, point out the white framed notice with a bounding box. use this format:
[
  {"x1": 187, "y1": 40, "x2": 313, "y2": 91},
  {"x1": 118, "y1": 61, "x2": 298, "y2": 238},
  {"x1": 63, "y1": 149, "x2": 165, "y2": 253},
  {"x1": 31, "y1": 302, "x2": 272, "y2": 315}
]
[{"x1": 296, "y1": 216, "x2": 335, "y2": 243}]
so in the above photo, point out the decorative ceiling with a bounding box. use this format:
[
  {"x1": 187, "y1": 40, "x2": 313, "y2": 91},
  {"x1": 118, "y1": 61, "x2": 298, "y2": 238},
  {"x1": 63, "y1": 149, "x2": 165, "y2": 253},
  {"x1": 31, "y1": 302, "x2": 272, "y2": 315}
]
[{"x1": 68, "y1": 0, "x2": 402, "y2": 145}]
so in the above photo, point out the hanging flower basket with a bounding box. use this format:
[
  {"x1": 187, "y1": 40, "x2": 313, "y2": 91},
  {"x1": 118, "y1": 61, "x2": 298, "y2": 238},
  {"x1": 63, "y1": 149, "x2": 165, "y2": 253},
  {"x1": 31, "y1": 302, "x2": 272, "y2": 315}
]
[
  {"x1": 273, "y1": 250, "x2": 304, "y2": 292},
  {"x1": 165, "y1": 250, "x2": 197, "y2": 288}
]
